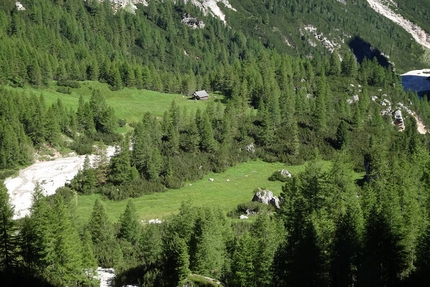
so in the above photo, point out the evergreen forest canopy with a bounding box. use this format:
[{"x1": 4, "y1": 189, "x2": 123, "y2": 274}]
[{"x1": 2, "y1": 0, "x2": 430, "y2": 286}]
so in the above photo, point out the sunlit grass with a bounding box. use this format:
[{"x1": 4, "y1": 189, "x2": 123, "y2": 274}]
[
  {"x1": 73, "y1": 159, "x2": 364, "y2": 227},
  {"x1": 5, "y1": 81, "x2": 219, "y2": 124}
]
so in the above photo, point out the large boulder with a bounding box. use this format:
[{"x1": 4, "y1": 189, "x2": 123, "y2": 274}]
[
  {"x1": 393, "y1": 109, "x2": 405, "y2": 130},
  {"x1": 252, "y1": 188, "x2": 281, "y2": 209}
]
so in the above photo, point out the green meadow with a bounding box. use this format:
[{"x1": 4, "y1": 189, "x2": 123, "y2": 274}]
[
  {"x1": 6, "y1": 81, "x2": 218, "y2": 123},
  {"x1": 73, "y1": 159, "x2": 363, "y2": 227}
]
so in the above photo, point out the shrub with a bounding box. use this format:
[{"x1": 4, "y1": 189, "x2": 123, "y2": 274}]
[
  {"x1": 268, "y1": 170, "x2": 291, "y2": 182},
  {"x1": 70, "y1": 136, "x2": 94, "y2": 155},
  {"x1": 118, "y1": 118, "x2": 126, "y2": 127},
  {"x1": 56, "y1": 86, "x2": 71, "y2": 94},
  {"x1": 228, "y1": 201, "x2": 271, "y2": 217},
  {"x1": 57, "y1": 79, "x2": 81, "y2": 88},
  {"x1": 99, "y1": 179, "x2": 165, "y2": 201},
  {"x1": 164, "y1": 176, "x2": 183, "y2": 189}
]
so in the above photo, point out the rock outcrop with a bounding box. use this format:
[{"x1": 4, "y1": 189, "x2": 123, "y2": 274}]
[
  {"x1": 181, "y1": 13, "x2": 205, "y2": 29},
  {"x1": 15, "y1": 2, "x2": 25, "y2": 10},
  {"x1": 367, "y1": 0, "x2": 430, "y2": 49},
  {"x1": 252, "y1": 188, "x2": 281, "y2": 209},
  {"x1": 278, "y1": 169, "x2": 292, "y2": 178},
  {"x1": 393, "y1": 109, "x2": 405, "y2": 131}
]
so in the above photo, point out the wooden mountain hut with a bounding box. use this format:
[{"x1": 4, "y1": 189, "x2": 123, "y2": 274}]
[{"x1": 193, "y1": 90, "x2": 209, "y2": 100}]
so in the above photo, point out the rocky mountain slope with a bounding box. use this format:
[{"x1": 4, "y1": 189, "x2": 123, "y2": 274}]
[{"x1": 367, "y1": 0, "x2": 430, "y2": 49}]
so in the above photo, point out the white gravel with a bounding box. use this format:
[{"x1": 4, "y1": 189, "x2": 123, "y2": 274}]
[
  {"x1": 367, "y1": 0, "x2": 430, "y2": 50},
  {"x1": 5, "y1": 146, "x2": 115, "y2": 219}
]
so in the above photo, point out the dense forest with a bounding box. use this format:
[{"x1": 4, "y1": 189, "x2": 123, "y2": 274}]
[{"x1": 1, "y1": 0, "x2": 430, "y2": 286}]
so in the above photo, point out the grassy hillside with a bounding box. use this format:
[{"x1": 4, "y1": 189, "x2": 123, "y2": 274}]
[
  {"x1": 73, "y1": 159, "x2": 363, "y2": 227},
  {"x1": 5, "y1": 81, "x2": 219, "y2": 124}
]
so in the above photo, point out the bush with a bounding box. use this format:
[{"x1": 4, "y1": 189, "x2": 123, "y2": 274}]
[
  {"x1": 100, "y1": 179, "x2": 165, "y2": 201},
  {"x1": 92, "y1": 132, "x2": 122, "y2": 145},
  {"x1": 70, "y1": 136, "x2": 94, "y2": 155},
  {"x1": 228, "y1": 201, "x2": 271, "y2": 217},
  {"x1": 268, "y1": 170, "x2": 292, "y2": 182},
  {"x1": 185, "y1": 275, "x2": 221, "y2": 287},
  {"x1": 57, "y1": 79, "x2": 81, "y2": 88},
  {"x1": 118, "y1": 119, "x2": 126, "y2": 127},
  {"x1": 164, "y1": 176, "x2": 182, "y2": 189},
  {"x1": 56, "y1": 86, "x2": 71, "y2": 94}
]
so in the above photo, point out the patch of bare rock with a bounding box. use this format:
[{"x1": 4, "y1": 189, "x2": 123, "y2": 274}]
[
  {"x1": 366, "y1": 0, "x2": 430, "y2": 50},
  {"x1": 252, "y1": 188, "x2": 281, "y2": 209},
  {"x1": 5, "y1": 146, "x2": 115, "y2": 219}
]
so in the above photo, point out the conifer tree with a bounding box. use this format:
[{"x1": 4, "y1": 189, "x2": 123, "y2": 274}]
[
  {"x1": 251, "y1": 214, "x2": 282, "y2": 287},
  {"x1": 315, "y1": 75, "x2": 327, "y2": 132},
  {"x1": 230, "y1": 232, "x2": 255, "y2": 287},
  {"x1": 330, "y1": 208, "x2": 362, "y2": 287},
  {"x1": 359, "y1": 206, "x2": 406, "y2": 286},
  {"x1": 81, "y1": 229, "x2": 97, "y2": 277},
  {"x1": 162, "y1": 232, "x2": 190, "y2": 286},
  {"x1": 329, "y1": 51, "x2": 341, "y2": 76},
  {"x1": 336, "y1": 120, "x2": 349, "y2": 149},
  {"x1": 118, "y1": 200, "x2": 140, "y2": 244},
  {"x1": 88, "y1": 199, "x2": 122, "y2": 267},
  {"x1": 49, "y1": 197, "x2": 86, "y2": 286},
  {"x1": 190, "y1": 208, "x2": 226, "y2": 278},
  {"x1": 199, "y1": 111, "x2": 216, "y2": 153},
  {"x1": 108, "y1": 143, "x2": 137, "y2": 185},
  {"x1": 0, "y1": 184, "x2": 17, "y2": 274}
]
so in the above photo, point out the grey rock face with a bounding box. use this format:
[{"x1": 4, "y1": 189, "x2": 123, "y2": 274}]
[
  {"x1": 393, "y1": 109, "x2": 405, "y2": 131},
  {"x1": 252, "y1": 188, "x2": 281, "y2": 209}
]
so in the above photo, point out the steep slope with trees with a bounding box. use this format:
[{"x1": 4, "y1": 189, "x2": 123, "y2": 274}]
[{"x1": 2, "y1": 0, "x2": 430, "y2": 286}]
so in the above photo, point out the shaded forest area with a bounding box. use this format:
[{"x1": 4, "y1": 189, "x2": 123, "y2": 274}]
[{"x1": 1, "y1": 0, "x2": 430, "y2": 286}]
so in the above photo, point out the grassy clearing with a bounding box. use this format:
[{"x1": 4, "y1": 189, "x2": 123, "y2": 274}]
[
  {"x1": 5, "y1": 81, "x2": 219, "y2": 123},
  {"x1": 73, "y1": 159, "x2": 362, "y2": 227}
]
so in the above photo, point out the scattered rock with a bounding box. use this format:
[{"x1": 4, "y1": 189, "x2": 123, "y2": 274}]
[
  {"x1": 269, "y1": 197, "x2": 281, "y2": 209},
  {"x1": 181, "y1": 13, "x2": 205, "y2": 29},
  {"x1": 278, "y1": 169, "x2": 292, "y2": 178},
  {"x1": 148, "y1": 218, "x2": 163, "y2": 224},
  {"x1": 304, "y1": 25, "x2": 340, "y2": 53},
  {"x1": 95, "y1": 267, "x2": 115, "y2": 287},
  {"x1": 393, "y1": 109, "x2": 405, "y2": 131},
  {"x1": 252, "y1": 188, "x2": 281, "y2": 209},
  {"x1": 15, "y1": 1, "x2": 25, "y2": 10},
  {"x1": 245, "y1": 143, "x2": 255, "y2": 153},
  {"x1": 347, "y1": 95, "x2": 359, "y2": 104}
]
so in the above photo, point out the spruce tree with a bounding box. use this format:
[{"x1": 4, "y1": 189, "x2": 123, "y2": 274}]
[
  {"x1": 0, "y1": 184, "x2": 18, "y2": 273},
  {"x1": 88, "y1": 199, "x2": 122, "y2": 267},
  {"x1": 118, "y1": 200, "x2": 140, "y2": 244},
  {"x1": 315, "y1": 75, "x2": 327, "y2": 132},
  {"x1": 50, "y1": 197, "x2": 86, "y2": 286},
  {"x1": 199, "y1": 111, "x2": 216, "y2": 153}
]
